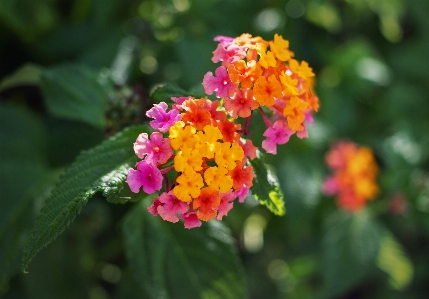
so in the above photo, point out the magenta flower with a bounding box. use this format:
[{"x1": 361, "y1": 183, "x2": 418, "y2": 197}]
[
  {"x1": 322, "y1": 176, "x2": 338, "y2": 196},
  {"x1": 236, "y1": 185, "x2": 250, "y2": 203},
  {"x1": 217, "y1": 191, "x2": 236, "y2": 220},
  {"x1": 181, "y1": 212, "x2": 202, "y2": 229},
  {"x1": 133, "y1": 132, "x2": 173, "y2": 165},
  {"x1": 157, "y1": 191, "x2": 189, "y2": 223},
  {"x1": 202, "y1": 66, "x2": 237, "y2": 98},
  {"x1": 146, "y1": 102, "x2": 182, "y2": 132},
  {"x1": 126, "y1": 161, "x2": 163, "y2": 194},
  {"x1": 262, "y1": 120, "x2": 295, "y2": 154}
]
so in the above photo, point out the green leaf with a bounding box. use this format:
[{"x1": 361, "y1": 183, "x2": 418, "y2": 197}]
[
  {"x1": 122, "y1": 200, "x2": 248, "y2": 299},
  {"x1": 0, "y1": 104, "x2": 52, "y2": 283},
  {"x1": 0, "y1": 64, "x2": 41, "y2": 93},
  {"x1": 21, "y1": 124, "x2": 150, "y2": 271},
  {"x1": 377, "y1": 230, "x2": 414, "y2": 290},
  {"x1": 249, "y1": 153, "x2": 286, "y2": 216},
  {"x1": 40, "y1": 64, "x2": 109, "y2": 129},
  {"x1": 321, "y1": 209, "x2": 382, "y2": 298},
  {"x1": 150, "y1": 83, "x2": 193, "y2": 103}
]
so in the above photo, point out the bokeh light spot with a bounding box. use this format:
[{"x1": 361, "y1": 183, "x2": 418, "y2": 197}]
[
  {"x1": 355, "y1": 57, "x2": 390, "y2": 86},
  {"x1": 254, "y1": 8, "x2": 286, "y2": 32},
  {"x1": 285, "y1": 0, "x2": 305, "y2": 18}
]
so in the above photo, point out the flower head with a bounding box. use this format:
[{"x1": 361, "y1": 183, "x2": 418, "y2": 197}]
[{"x1": 323, "y1": 141, "x2": 379, "y2": 212}]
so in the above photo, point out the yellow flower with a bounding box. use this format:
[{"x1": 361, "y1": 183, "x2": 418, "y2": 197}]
[
  {"x1": 279, "y1": 72, "x2": 298, "y2": 96},
  {"x1": 215, "y1": 142, "x2": 244, "y2": 170},
  {"x1": 173, "y1": 170, "x2": 204, "y2": 202},
  {"x1": 196, "y1": 125, "x2": 223, "y2": 159},
  {"x1": 259, "y1": 50, "x2": 276, "y2": 69},
  {"x1": 204, "y1": 166, "x2": 233, "y2": 193},
  {"x1": 169, "y1": 122, "x2": 198, "y2": 150},
  {"x1": 269, "y1": 34, "x2": 291, "y2": 62},
  {"x1": 174, "y1": 148, "x2": 203, "y2": 173}
]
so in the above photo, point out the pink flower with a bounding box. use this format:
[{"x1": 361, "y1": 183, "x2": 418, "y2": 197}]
[
  {"x1": 217, "y1": 191, "x2": 236, "y2": 220},
  {"x1": 181, "y1": 212, "x2": 202, "y2": 229},
  {"x1": 133, "y1": 132, "x2": 173, "y2": 165},
  {"x1": 236, "y1": 185, "x2": 249, "y2": 203},
  {"x1": 148, "y1": 198, "x2": 162, "y2": 216},
  {"x1": 202, "y1": 66, "x2": 237, "y2": 98},
  {"x1": 262, "y1": 120, "x2": 295, "y2": 154},
  {"x1": 146, "y1": 102, "x2": 182, "y2": 132},
  {"x1": 157, "y1": 191, "x2": 189, "y2": 223},
  {"x1": 322, "y1": 176, "x2": 338, "y2": 196},
  {"x1": 239, "y1": 138, "x2": 257, "y2": 161},
  {"x1": 126, "y1": 161, "x2": 163, "y2": 194}
]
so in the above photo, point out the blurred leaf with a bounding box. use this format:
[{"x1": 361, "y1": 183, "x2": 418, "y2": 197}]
[
  {"x1": 45, "y1": 117, "x2": 104, "y2": 168},
  {"x1": 122, "y1": 200, "x2": 248, "y2": 299},
  {"x1": 0, "y1": 104, "x2": 51, "y2": 283},
  {"x1": 0, "y1": 64, "x2": 41, "y2": 92},
  {"x1": 21, "y1": 124, "x2": 150, "y2": 271},
  {"x1": 321, "y1": 209, "x2": 382, "y2": 298},
  {"x1": 40, "y1": 63, "x2": 108, "y2": 129},
  {"x1": 249, "y1": 153, "x2": 286, "y2": 216},
  {"x1": 22, "y1": 229, "x2": 88, "y2": 299},
  {"x1": 0, "y1": 0, "x2": 54, "y2": 41},
  {"x1": 377, "y1": 230, "x2": 414, "y2": 290},
  {"x1": 150, "y1": 83, "x2": 192, "y2": 103}
]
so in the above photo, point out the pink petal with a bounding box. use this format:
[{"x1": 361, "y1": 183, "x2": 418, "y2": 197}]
[{"x1": 182, "y1": 212, "x2": 202, "y2": 229}]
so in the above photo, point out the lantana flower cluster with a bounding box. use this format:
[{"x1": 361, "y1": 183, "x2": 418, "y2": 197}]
[
  {"x1": 322, "y1": 141, "x2": 379, "y2": 212},
  {"x1": 126, "y1": 33, "x2": 320, "y2": 228},
  {"x1": 203, "y1": 33, "x2": 319, "y2": 154}
]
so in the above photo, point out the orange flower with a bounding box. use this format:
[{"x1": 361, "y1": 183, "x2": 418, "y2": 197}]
[
  {"x1": 216, "y1": 119, "x2": 241, "y2": 143},
  {"x1": 193, "y1": 187, "x2": 221, "y2": 221},
  {"x1": 181, "y1": 99, "x2": 212, "y2": 130},
  {"x1": 289, "y1": 59, "x2": 315, "y2": 81},
  {"x1": 283, "y1": 96, "x2": 308, "y2": 131},
  {"x1": 253, "y1": 74, "x2": 282, "y2": 106},
  {"x1": 227, "y1": 60, "x2": 262, "y2": 89},
  {"x1": 229, "y1": 162, "x2": 254, "y2": 191}
]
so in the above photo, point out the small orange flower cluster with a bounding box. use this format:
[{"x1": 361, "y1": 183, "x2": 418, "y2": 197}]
[
  {"x1": 203, "y1": 33, "x2": 319, "y2": 133},
  {"x1": 323, "y1": 141, "x2": 379, "y2": 212}
]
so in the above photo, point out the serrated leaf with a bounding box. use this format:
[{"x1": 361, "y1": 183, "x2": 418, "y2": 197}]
[
  {"x1": 40, "y1": 64, "x2": 109, "y2": 129},
  {"x1": 321, "y1": 209, "x2": 382, "y2": 298},
  {"x1": 249, "y1": 153, "x2": 285, "y2": 216},
  {"x1": 377, "y1": 230, "x2": 414, "y2": 290},
  {"x1": 0, "y1": 64, "x2": 41, "y2": 93},
  {"x1": 21, "y1": 124, "x2": 150, "y2": 271},
  {"x1": 122, "y1": 200, "x2": 248, "y2": 299},
  {"x1": 150, "y1": 83, "x2": 192, "y2": 103}
]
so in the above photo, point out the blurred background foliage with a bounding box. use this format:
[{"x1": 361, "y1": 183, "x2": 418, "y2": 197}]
[{"x1": 1, "y1": 0, "x2": 429, "y2": 298}]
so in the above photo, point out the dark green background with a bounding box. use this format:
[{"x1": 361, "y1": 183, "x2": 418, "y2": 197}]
[{"x1": 1, "y1": 0, "x2": 428, "y2": 298}]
